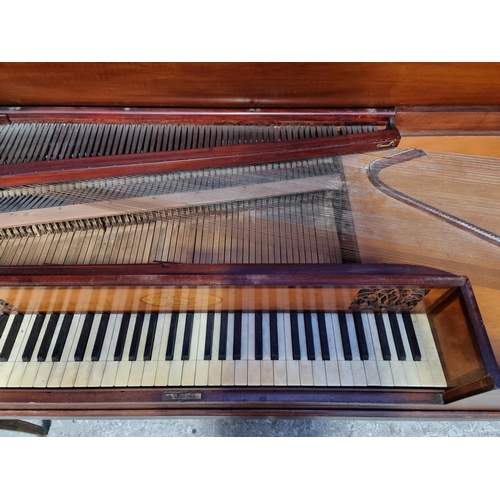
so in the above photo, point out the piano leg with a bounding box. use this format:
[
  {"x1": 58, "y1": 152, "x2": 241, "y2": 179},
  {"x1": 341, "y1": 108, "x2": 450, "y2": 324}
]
[{"x1": 0, "y1": 419, "x2": 51, "y2": 437}]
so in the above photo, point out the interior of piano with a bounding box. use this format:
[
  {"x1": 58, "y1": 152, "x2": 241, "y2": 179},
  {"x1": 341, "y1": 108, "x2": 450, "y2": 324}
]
[{"x1": 1, "y1": 62, "x2": 500, "y2": 412}]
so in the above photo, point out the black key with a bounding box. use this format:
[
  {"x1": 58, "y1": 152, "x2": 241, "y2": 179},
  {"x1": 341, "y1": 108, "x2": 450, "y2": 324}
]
[
  {"x1": 352, "y1": 312, "x2": 369, "y2": 360},
  {"x1": 74, "y1": 313, "x2": 95, "y2": 361},
  {"x1": 0, "y1": 314, "x2": 9, "y2": 339},
  {"x1": 204, "y1": 312, "x2": 214, "y2": 360},
  {"x1": 182, "y1": 312, "x2": 194, "y2": 360},
  {"x1": 91, "y1": 313, "x2": 110, "y2": 361},
  {"x1": 269, "y1": 312, "x2": 279, "y2": 360},
  {"x1": 254, "y1": 312, "x2": 263, "y2": 360},
  {"x1": 402, "y1": 313, "x2": 422, "y2": 361},
  {"x1": 0, "y1": 314, "x2": 24, "y2": 361},
  {"x1": 22, "y1": 313, "x2": 45, "y2": 362},
  {"x1": 37, "y1": 313, "x2": 59, "y2": 361},
  {"x1": 337, "y1": 313, "x2": 353, "y2": 361},
  {"x1": 218, "y1": 312, "x2": 228, "y2": 360},
  {"x1": 374, "y1": 312, "x2": 391, "y2": 361},
  {"x1": 52, "y1": 314, "x2": 73, "y2": 362},
  {"x1": 289, "y1": 312, "x2": 301, "y2": 360},
  {"x1": 129, "y1": 312, "x2": 145, "y2": 361},
  {"x1": 165, "y1": 312, "x2": 179, "y2": 360},
  {"x1": 114, "y1": 313, "x2": 131, "y2": 361},
  {"x1": 303, "y1": 312, "x2": 316, "y2": 360},
  {"x1": 388, "y1": 313, "x2": 406, "y2": 361},
  {"x1": 316, "y1": 312, "x2": 330, "y2": 360},
  {"x1": 233, "y1": 311, "x2": 242, "y2": 360},
  {"x1": 143, "y1": 313, "x2": 158, "y2": 361}
]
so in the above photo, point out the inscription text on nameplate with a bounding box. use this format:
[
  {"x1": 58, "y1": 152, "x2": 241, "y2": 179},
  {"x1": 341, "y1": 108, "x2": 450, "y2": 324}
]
[{"x1": 141, "y1": 290, "x2": 222, "y2": 309}]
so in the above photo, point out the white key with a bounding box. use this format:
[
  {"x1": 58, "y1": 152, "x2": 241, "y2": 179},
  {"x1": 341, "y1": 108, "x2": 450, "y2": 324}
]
[
  {"x1": 283, "y1": 313, "x2": 300, "y2": 385},
  {"x1": 6, "y1": 315, "x2": 37, "y2": 387},
  {"x1": 273, "y1": 360, "x2": 287, "y2": 386},
  {"x1": 361, "y1": 313, "x2": 381, "y2": 386},
  {"x1": 366, "y1": 314, "x2": 394, "y2": 386},
  {"x1": 247, "y1": 313, "x2": 260, "y2": 385},
  {"x1": 296, "y1": 313, "x2": 308, "y2": 361},
  {"x1": 397, "y1": 314, "x2": 434, "y2": 387},
  {"x1": 382, "y1": 314, "x2": 408, "y2": 386},
  {"x1": 330, "y1": 313, "x2": 354, "y2": 385},
  {"x1": 324, "y1": 360, "x2": 341, "y2": 386},
  {"x1": 225, "y1": 313, "x2": 234, "y2": 361},
  {"x1": 34, "y1": 314, "x2": 66, "y2": 388},
  {"x1": 273, "y1": 313, "x2": 287, "y2": 386},
  {"x1": 21, "y1": 314, "x2": 51, "y2": 387},
  {"x1": 346, "y1": 313, "x2": 367, "y2": 386},
  {"x1": 221, "y1": 360, "x2": 235, "y2": 386},
  {"x1": 114, "y1": 314, "x2": 137, "y2": 387},
  {"x1": 394, "y1": 314, "x2": 421, "y2": 387},
  {"x1": 100, "y1": 314, "x2": 123, "y2": 387},
  {"x1": 261, "y1": 360, "x2": 274, "y2": 385},
  {"x1": 168, "y1": 361, "x2": 183, "y2": 386},
  {"x1": 261, "y1": 312, "x2": 270, "y2": 360},
  {"x1": 208, "y1": 360, "x2": 222, "y2": 386},
  {"x1": 309, "y1": 312, "x2": 327, "y2": 386},
  {"x1": 194, "y1": 313, "x2": 209, "y2": 386},
  {"x1": 312, "y1": 360, "x2": 327, "y2": 386},
  {"x1": 74, "y1": 313, "x2": 102, "y2": 387},
  {"x1": 414, "y1": 314, "x2": 447, "y2": 386},
  {"x1": 153, "y1": 314, "x2": 172, "y2": 386},
  {"x1": 208, "y1": 313, "x2": 222, "y2": 385},
  {"x1": 128, "y1": 315, "x2": 151, "y2": 386},
  {"x1": 234, "y1": 312, "x2": 248, "y2": 386},
  {"x1": 299, "y1": 360, "x2": 314, "y2": 386},
  {"x1": 53, "y1": 314, "x2": 85, "y2": 388}
]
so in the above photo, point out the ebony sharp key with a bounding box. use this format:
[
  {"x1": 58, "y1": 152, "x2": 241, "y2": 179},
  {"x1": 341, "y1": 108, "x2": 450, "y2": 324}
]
[
  {"x1": 204, "y1": 312, "x2": 214, "y2": 360},
  {"x1": 289, "y1": 311, "x2": 301, "y2": 360},
  {"x1": 254, "y1": 311, "x2": 263, "y2": 360},
  {"x1": 129, "y1": 312, "x2": 145, "y2": 361},
  {"x1": 0, "y1": 314, "x2": 24, "y2": 361},
  {"x1": 352, "y1": 312, "x2": 369, "y2": 360},
  {"x1": 218, "y1": 312, "x2": 228, "y2": 360},
  {"x1": 165, "y1": 312, "x2": 179, "y2": 360},
  {"x1": 374, "y1": 312, "x2": 391, "y2": 361},
  {"x1": 316, "y1": 312, "x2": 330, "y2": 360},
  {"x1": 37, "y1": 313, "x2": 59, "y2": 361},
  {"x1": 91, "y1": 313, "x2": 110, "y2": 361},
  {"x1": 0, "y1": 314, "x2": 9, "y2": 339},
  {"x1": 52, "y1": 314, "x2": 73, "y2": 361},
  {"x1": 388, "y1": 312, "x2": 406, "y2": 361},
  {"x1": 233, "y1": 311, "x2": 242, "y2": 360},
  {"x1": 337, "y1": 312, "x2": 353, "y2": 361},
  {"x1": 402, "y1": 312, "x2": 422, "y2": 361},
  {"x1": 303, "y1": 312, "x2": 316, "y2": 360},
  {"x1": 143, "y1": 312, "x2": 158, "y2": 361},
  {"x1": 114, "y1": 313, "x2": 131, "y2": 361},
  {"x1": 270, "y1": 312, "x2": 279, "y2": 360},
  {"x1": 22, "y1": 313, "x2": 45, "y2": 362},
  {"x1": 182, "y1": 312, "x2": 194, "y2": 360},
  {"x1": 74, "y1": 313, "x2": 95, "y2": 361}
]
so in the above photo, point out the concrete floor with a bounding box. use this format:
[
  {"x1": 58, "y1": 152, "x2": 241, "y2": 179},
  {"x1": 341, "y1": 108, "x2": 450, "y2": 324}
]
[{"x1": 2, "y1": 418, "x2": 500, "y2": 437}]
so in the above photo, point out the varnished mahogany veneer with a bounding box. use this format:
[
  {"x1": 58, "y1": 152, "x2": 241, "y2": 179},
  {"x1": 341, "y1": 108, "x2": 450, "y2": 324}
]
[
  {"x1": 0, "y1": 128, "x2": 399, "y2": 188},
  {"x1": 1, "y1": 63, "x2": 499, "y2": 108}
]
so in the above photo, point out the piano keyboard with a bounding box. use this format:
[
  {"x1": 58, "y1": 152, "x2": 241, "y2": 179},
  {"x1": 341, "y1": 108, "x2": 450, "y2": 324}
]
[{"x1": 0, "y1": 310, "x2": 446, "y2": 388}]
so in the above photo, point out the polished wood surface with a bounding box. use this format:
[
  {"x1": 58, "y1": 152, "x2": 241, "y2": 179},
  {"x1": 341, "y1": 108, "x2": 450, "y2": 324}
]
[
  {"x1": 1, "y1": 63, "x2": 500, "y2": 108},
  {"x1": 343, "y1": 135, "x2": 500, "y2": 370},
  {"x1": 1, "y1": 61, "x2": 500, "y2": 417}
]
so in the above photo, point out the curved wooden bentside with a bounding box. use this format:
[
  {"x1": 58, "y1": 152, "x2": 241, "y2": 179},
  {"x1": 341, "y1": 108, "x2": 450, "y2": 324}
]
[{"x1": 366, "y1": 149, "x2": 500, "y2": 248}]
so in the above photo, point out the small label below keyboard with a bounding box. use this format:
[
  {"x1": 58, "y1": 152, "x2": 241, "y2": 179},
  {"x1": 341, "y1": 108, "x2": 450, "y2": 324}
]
[{"x1": 162, "y1": 391, "x2": 203, "y2": 401}]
